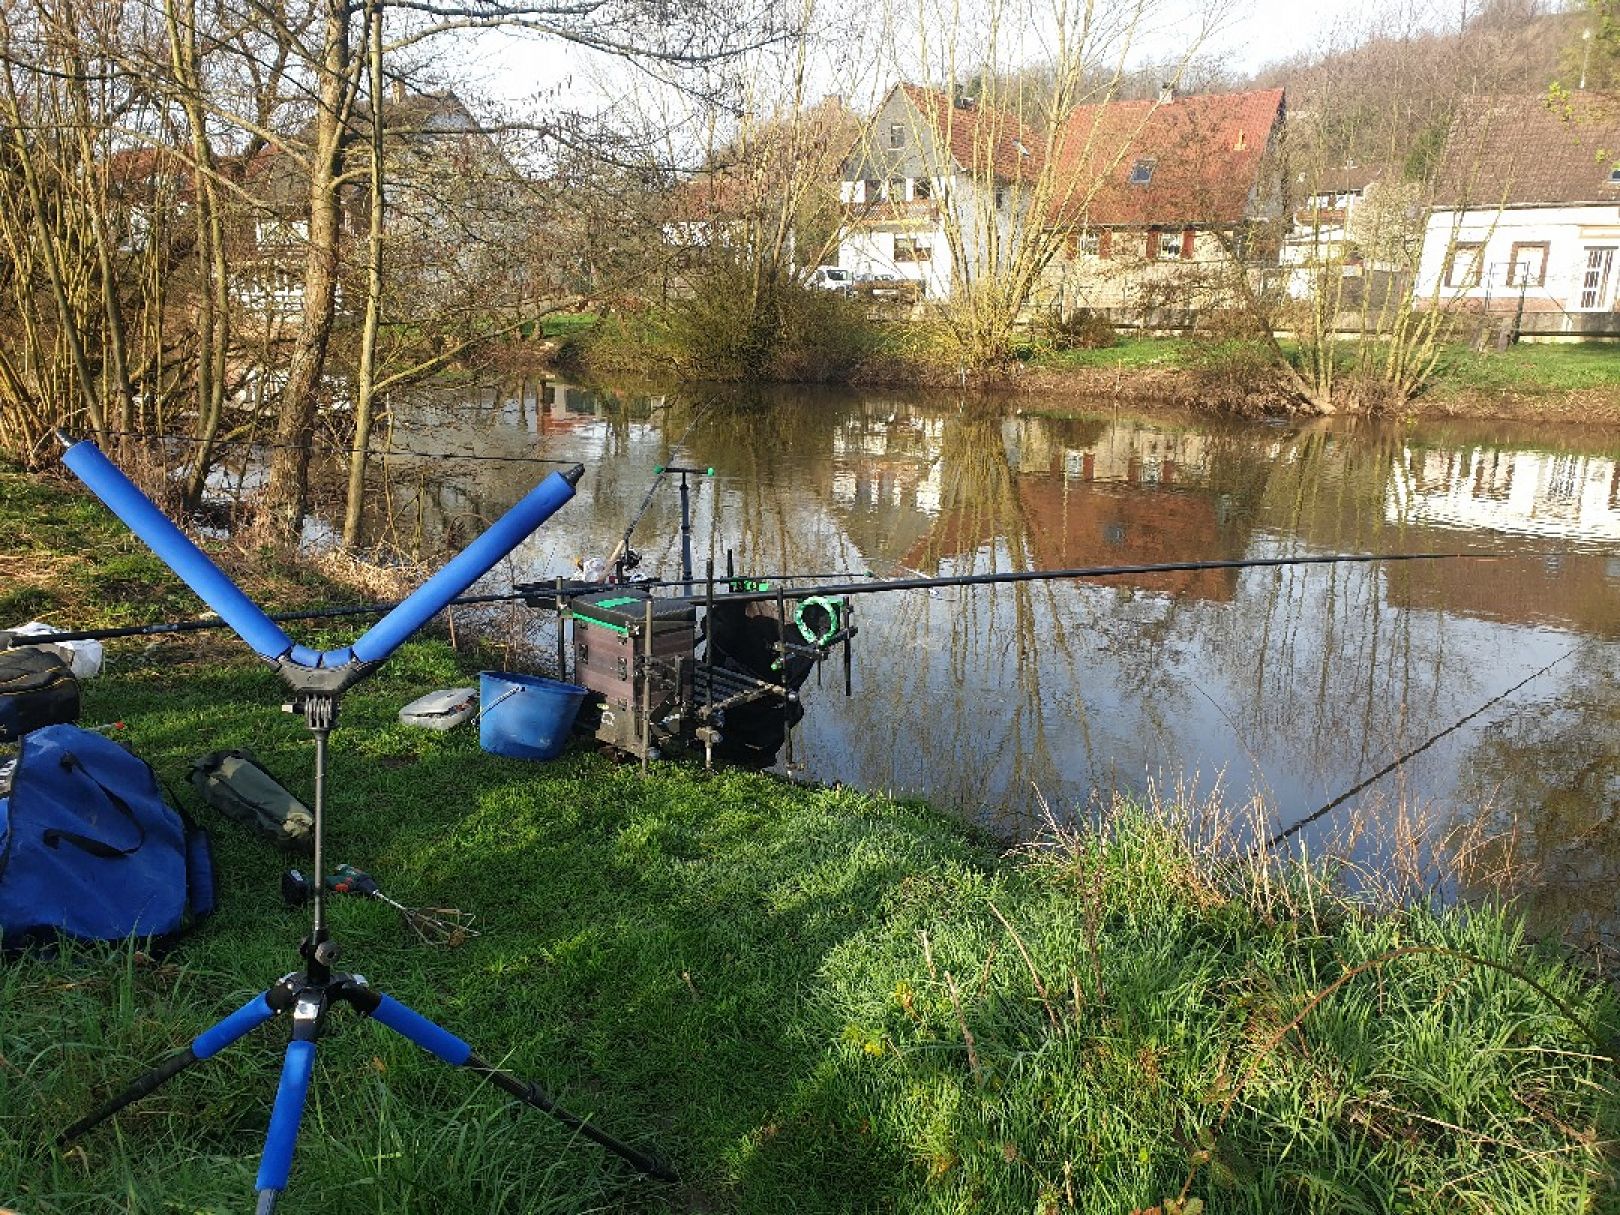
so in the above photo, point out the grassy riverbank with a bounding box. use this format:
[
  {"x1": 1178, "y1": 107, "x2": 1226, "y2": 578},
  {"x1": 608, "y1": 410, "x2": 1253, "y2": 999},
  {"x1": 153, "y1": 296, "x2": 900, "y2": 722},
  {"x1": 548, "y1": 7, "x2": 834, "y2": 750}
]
[
  {"x1": 4, "y1": 470, "x2": 1620, "y2": 1213},
  {"x1": 1022, "y1": 337, "x2": 1620, "y2": 422},
  {"x1": 562, "y1": 304, "x2": 1620, "y2": 423}
]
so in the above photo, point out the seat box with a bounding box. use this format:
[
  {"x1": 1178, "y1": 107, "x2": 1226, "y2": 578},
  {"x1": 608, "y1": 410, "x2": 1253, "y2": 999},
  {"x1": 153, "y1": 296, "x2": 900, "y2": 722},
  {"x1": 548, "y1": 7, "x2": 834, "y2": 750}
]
[{"x1": 570, "y1": 593, "x2": 695, "y2": 755}]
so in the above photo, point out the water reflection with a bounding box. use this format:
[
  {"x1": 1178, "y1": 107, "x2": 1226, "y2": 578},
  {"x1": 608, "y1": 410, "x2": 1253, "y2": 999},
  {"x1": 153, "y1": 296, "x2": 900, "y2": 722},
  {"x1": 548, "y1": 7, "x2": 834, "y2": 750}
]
[{"x1": 329, "y1": 379, "x2": 1620, "y2": 946}]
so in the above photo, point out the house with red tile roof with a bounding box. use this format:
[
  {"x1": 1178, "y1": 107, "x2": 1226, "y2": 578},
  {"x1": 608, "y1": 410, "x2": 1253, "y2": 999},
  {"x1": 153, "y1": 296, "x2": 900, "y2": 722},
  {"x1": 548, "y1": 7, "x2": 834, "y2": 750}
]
[
  {"x1": 1414, "y1": 93, "x2": 1620, "y2": 337},
  {"x1": 836, "y1": 82, "x2": 1288, "y2": 312},
  {"x1": 1043, "y1": 86, "x2": 1288, "y2": 316},
  {"x1": 836, "y1": 83, "x2": 1041, "y2": 299}
]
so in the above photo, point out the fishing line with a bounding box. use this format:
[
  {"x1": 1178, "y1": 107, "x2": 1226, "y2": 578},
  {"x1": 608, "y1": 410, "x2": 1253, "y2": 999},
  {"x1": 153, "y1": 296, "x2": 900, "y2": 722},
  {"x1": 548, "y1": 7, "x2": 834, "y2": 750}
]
[{"x1": 1267, "y1": 647, "x2": 1574, "y2": 850}]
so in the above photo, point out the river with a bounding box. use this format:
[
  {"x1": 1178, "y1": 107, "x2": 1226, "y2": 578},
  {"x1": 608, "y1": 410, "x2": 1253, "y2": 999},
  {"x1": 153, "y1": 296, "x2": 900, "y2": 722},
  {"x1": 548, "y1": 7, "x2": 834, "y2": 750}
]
[{"x1": 276, "y1": 377, "x2": 1620, "y2": 950}]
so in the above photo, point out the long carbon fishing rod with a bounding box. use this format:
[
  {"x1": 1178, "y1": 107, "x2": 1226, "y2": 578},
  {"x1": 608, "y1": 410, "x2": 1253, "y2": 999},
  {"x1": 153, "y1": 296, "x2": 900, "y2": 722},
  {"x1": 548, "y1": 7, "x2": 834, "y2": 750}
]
[
  {"x1": 9, "y1": 550, "x2": 1538, "y2": 648},
  {"x1": 654, "y1": 549, "x2": 1509, "y2": 608},
  {"x1": 1267, "y1": 648, "x2": 1573, "y2": 849},
  {"x1": 5, "y1": 592, "x2": 528, "y2": 645}
]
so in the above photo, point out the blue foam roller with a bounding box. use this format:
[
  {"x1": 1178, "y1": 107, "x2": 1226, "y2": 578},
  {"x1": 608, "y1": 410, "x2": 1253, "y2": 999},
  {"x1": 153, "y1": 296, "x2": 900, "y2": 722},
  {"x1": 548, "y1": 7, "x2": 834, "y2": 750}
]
[
  {"x1": 287, "y1": 644, "x2": 327, "y2": 669},
  {"x1": 256, "y1": 1038, "x2": 316, "y2": 1193},
  {"x1": 61, "y1": 441, "x2": 294, "y2": 662},
  {"x1": 191, "y1": 993, "x2": 274, "y2": 1060},
  {"x1": 350, "y1": 470, "x2": 577, "y2": 664},
  {"x1": 371, "y1": 995, "x2": 472, "y2": 1066}
]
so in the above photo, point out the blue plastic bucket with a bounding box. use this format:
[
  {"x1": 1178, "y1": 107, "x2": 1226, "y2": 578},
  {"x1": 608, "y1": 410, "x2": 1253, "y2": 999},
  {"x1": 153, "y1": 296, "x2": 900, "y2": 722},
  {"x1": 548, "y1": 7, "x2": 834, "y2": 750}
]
[{"x1": 478, "y1": 671, "x2": 587, "y2": 761}]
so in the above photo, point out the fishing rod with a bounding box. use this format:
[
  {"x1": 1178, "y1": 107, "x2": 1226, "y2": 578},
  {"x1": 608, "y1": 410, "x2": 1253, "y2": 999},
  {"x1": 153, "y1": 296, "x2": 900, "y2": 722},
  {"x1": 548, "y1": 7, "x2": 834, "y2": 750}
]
[
  {"x1": 653, "y1": 549, "x2": 1516, "y2": 609},
  {"x1": 1267, "y1": 647, "x2": 1573, "y2": 849},
  {"x1": 605, "y1": 410, "x2": 710, "y2": 581},
  {"x1": 2, "y1": 592, "x2": 527, "y2": 646},
  {"x1": 6, "y1": 550, "x2": 1538, "y2": 649}
]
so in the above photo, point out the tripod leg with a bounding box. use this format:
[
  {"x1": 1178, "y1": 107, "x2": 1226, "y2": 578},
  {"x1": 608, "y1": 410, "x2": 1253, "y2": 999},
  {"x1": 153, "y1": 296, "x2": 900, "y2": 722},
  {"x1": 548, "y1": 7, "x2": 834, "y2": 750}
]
[
  {"x1": 59, "y1": 989, "x2": 283, "y2": 1145},
  {"x1": 253, "y1": 1036, "x2": 317, "y2": 1215},
  {"x1": 354, "y1": 990, "x2": 677, "y2": 1182}
]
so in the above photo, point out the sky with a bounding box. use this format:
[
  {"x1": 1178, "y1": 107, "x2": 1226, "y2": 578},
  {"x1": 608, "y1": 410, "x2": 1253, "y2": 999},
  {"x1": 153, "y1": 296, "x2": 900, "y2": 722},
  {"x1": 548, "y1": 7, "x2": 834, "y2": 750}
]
[{"x1": 449, "y1": 0, "x2": 1358, "y2": 116}]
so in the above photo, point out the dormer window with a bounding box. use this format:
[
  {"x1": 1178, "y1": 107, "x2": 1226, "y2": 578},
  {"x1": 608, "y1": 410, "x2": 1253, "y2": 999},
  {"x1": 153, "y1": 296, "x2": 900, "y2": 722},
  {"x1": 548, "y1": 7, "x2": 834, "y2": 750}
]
[
  {"x1": 1129, "y1": 158, "x2": 1155, "y2": 186},
  {"x1": 1233, "y1": 130, "x2": 1247, "y2": 151}
]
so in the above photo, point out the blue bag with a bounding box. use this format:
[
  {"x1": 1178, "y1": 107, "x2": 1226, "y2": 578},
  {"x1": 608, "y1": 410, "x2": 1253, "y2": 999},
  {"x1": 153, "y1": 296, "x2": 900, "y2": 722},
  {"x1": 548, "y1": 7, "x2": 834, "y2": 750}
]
[{"x1": 0, "y1": 723, "x2": 215, "y2": 950}]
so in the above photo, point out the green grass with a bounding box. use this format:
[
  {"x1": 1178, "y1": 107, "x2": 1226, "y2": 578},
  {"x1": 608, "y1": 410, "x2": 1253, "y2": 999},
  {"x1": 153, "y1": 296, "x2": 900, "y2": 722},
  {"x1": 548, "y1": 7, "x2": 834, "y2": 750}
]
[
  {"x1": 1432, "y1": 342, "x2": 1620, "y2": 395},
  {"x1": 539, "y1": 312, "x2": 599, "y2": 340},
  {"x1": 1029, "y1": 336, "x2": 1197, "y2": 371},
  {"x1": 1027, "y1": 334, "x2": 1620, "y2": 402},
  {"x1": 4, "y1": 470, "x2": 1620, "y2": 1213}
]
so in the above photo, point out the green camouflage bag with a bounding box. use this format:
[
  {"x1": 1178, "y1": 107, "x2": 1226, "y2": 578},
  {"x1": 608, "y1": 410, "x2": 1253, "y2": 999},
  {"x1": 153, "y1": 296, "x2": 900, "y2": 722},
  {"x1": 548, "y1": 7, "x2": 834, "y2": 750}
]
[{"x1": 188, "y1": 748, "x2": 313, "y2": 853}]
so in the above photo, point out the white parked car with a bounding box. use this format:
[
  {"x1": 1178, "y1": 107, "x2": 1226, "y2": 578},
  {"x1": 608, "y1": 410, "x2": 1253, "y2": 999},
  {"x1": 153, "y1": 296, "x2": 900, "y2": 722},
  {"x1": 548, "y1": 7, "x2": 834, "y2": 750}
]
[{"x1": 808, "y1": 266, "x2": 855, "y2": 294}]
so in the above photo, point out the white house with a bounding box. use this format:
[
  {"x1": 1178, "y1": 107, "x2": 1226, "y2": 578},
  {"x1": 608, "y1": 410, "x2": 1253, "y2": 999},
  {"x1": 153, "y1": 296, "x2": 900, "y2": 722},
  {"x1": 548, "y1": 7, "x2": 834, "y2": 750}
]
[
  {"x1": 1414, "y1": 93, "x2": 1620, "y2": 338},
  {"x1": 836, "y1": 84, "x2": 1038, "y2": 299},
  {"x1": 1280, "y1": 165, "x2": 1378, "y2": 298}
]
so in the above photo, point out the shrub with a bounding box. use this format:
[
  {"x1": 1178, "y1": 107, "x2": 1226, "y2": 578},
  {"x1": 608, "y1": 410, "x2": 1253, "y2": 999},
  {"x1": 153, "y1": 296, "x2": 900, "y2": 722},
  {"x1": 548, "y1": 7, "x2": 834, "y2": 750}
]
[{"x1": 577, "y1": 264, "x2": 881, "y2": 384}]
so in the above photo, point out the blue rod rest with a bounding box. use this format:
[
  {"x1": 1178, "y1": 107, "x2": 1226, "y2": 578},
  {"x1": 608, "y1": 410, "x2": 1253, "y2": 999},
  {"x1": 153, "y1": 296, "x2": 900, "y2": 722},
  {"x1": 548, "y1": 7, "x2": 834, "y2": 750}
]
[
  {"x1": 61, "y1": 438, "x2": 582, "y2": 672},
  {"x1": 61, "y1": 440, "x2": 295, "y2": 662},
  {"x1": 350, "y1": 469, "x2": 578, "y2": 665}
]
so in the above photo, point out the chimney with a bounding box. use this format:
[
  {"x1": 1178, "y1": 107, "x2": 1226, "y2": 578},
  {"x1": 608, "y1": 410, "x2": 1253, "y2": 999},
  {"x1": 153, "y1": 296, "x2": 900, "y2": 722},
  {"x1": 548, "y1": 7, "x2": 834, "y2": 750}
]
[{"x1": 1159, "y1": 82, "x2": 1175, "y2": 104}]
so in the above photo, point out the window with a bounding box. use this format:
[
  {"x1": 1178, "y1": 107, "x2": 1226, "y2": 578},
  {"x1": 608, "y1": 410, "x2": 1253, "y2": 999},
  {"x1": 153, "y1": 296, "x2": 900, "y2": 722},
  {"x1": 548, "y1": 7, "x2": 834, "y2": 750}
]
[
  {"x1": 1158, "y1": 230, "x2": 1183, "y2": 260},
  {"x1": 889, "y1": 123, "x2": 905, "y2": 149},
  {"x1": 1077, "y1": 230, "x2": 1100, "y2": 257},
  {"x1": 1445, "y1": 242, "x2": 1484, "y2": 288},
  {"x1": 912, "y1": 176, "x2": 932, "y2": 200},
  {"x1": 861, "y1": 179, "x2": 881, "y2": 204},
  {"x1": 1128, "y1": 158, "x2": 1155, "y2": 186},
  {"x1": 894, "y1": 235, "x2": 932, "y2": 263},
  {"x1": 1580, "y1": 247, "x2": 1615, "y2": 310},
  {"x1": 1610, "y1": 164, "x2": 1620, "y2": 184},
  {"x1": 1507, "y1": 242, "x2": 1548, "y2": 288},
  {"x1": 994, "y1": 187, "x2": 1007, "y2": 210},
  {"x1": 888, "y1": 177, "x2": 905, "y2": 202}
]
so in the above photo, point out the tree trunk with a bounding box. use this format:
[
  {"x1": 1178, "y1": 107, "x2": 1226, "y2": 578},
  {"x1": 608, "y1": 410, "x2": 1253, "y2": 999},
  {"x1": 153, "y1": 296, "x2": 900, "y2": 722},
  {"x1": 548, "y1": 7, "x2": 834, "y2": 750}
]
[
  {"x1": 263, "y1": 0, "x2": 353, "y2": 540},
  {"x1": 341, "y1": 0, "x2": 385, "y2": 548}
]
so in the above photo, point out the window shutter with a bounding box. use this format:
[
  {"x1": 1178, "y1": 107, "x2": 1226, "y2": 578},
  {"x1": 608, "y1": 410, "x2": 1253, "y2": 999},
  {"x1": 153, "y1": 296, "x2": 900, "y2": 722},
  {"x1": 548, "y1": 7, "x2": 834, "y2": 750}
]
[
  {"x1": 1181, "y1": 228, "x2": 1195, "y2": 259},
  {"x1": 1098, "y1": 230, "x2": 1112, "y2": 258}
]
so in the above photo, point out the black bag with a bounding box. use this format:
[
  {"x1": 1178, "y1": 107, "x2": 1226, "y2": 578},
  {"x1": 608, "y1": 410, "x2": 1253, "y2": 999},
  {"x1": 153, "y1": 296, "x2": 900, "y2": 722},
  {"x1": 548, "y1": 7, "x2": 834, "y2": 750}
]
[{"x1": 0, "y1": 646, "x2": 80, "y2": 742}]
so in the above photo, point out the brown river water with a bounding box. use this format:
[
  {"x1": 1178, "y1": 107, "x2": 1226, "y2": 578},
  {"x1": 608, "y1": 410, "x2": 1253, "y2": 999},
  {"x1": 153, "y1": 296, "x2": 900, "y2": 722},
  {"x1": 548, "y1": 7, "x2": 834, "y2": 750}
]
[{"x1": 268, "y1": 378, "x2": 1620, "y2": 950}]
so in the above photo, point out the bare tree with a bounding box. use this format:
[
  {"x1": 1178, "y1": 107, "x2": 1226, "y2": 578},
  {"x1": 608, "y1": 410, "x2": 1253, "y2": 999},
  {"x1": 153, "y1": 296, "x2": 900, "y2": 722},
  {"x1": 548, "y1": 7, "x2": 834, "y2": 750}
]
[{"x1": 871, "y1": 0, "x2": 1219, "y2": 367}]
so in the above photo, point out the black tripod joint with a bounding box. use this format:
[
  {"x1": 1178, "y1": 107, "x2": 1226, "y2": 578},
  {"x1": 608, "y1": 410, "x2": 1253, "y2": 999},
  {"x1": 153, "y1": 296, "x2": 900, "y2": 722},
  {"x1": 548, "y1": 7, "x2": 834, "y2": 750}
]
[{"x1": 281, "y1": 693, "x2": 339, "y2": 732}]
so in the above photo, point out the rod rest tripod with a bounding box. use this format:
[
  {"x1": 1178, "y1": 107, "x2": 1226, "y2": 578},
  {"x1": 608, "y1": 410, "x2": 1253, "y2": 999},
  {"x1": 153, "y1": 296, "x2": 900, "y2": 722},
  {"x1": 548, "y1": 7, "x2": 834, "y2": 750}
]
[{"x1": 53, "y1": 439, "x2": 675, "y2": 1209}]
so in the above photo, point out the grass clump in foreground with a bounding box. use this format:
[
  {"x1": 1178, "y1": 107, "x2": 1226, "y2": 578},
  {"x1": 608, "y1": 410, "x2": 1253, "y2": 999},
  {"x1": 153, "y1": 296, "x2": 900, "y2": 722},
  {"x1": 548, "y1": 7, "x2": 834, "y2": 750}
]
[{"x1": 1, "y1": 635, "x2": 1617, "y2": 1214}]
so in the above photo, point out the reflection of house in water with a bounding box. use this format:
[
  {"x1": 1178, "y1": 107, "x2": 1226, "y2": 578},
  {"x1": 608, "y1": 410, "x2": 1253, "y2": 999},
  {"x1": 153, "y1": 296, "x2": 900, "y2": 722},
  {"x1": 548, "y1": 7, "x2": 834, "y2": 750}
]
[
  {"x1": 1006, "y1": 416, "x2": 1218, "y2": 487},
  {"x1": 536, "y1": 379, "x2": 652, "y2": 433},
  {"x1": 904, "y1": 419, "x2": 1245, "y2": 600},
  {"x1": 1389, "y1": 446, "x2": 1620, "y2": 541},
  {"x1": 826, "y1": 408, "x2": 947, "y2": 559},
  {"x1": 1385, "y1": 445, "x2": 1620, "y2": 638}
]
